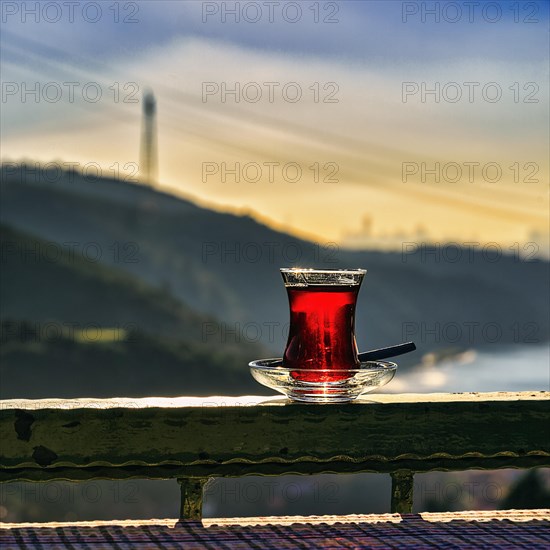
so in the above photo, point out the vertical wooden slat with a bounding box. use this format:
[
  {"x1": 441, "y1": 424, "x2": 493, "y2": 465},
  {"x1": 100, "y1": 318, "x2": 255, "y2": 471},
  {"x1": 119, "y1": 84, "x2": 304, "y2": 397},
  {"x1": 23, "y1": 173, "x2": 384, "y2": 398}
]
[
  {"x1": 391, "y1": 470, "x2": 414, "y2": 514},
  {"x1": 178, "y1": 477, "x2": 209, "y2": 520}
]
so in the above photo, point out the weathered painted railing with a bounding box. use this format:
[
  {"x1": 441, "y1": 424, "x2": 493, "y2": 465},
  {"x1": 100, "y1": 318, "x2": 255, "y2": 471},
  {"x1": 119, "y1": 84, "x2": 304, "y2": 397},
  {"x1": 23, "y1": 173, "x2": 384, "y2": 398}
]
[{"x1": 1, "y1": 392, "x2": 548, "y2": 519}]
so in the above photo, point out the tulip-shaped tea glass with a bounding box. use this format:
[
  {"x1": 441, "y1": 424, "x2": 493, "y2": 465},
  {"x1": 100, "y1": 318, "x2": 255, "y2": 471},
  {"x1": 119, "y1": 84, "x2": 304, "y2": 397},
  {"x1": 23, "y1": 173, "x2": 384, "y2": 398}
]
[
  {"x1": 249, "y1": 268, "x2": 397, "y2": 402},
  {"x1": 281, "y1": 268, "x2": 365, "y2": 382}
]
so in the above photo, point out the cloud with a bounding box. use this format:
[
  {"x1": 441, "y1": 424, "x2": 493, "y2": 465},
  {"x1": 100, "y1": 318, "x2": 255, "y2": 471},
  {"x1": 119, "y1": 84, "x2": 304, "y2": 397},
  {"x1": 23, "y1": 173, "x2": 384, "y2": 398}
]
[{"x1": 1, "y1": 6, "x2": 548, "y2": 244}]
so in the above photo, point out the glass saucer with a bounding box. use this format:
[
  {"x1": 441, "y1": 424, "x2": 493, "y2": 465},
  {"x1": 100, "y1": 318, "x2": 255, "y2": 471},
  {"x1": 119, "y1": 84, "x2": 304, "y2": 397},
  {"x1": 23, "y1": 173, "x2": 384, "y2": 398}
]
[{"x1": 249, "y1": 359, "x2": 397, "y2": 403}]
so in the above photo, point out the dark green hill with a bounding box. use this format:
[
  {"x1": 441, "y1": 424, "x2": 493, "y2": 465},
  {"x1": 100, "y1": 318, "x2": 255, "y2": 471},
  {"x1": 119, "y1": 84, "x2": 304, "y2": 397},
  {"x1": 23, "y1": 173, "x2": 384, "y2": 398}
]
[
  {"x1": 0, "y1": 225, "x2": 268, "y2": 398},
  {"x1": 0, "y1": 325, "x2": 266, "y2": 398},
  {"x1": 1, "y1": 224, "x2": 212, "y2": 341},
  {"x1": 1, "y1": 165, "x2": 548, "y2": 356}
]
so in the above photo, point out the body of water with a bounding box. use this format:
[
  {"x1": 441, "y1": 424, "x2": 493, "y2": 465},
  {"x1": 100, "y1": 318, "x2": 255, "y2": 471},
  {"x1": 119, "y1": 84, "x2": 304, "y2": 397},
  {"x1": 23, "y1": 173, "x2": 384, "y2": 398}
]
[{"x1": 386, "y1": 344, "x2": 549, "y2": 394}]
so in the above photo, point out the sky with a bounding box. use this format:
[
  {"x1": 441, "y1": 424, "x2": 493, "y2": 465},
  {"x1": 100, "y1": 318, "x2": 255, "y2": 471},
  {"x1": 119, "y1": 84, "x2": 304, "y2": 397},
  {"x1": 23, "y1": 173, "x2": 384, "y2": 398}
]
[{"x1": 1, "y1": 0, "x2": 548, "y2": 248}]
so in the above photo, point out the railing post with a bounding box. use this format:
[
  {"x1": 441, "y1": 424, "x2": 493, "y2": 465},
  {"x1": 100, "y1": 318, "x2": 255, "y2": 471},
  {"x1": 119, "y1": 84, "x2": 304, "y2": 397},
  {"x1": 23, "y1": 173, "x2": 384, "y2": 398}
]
[
  {"x1": 178, "y1": 477, "x2": 210, "y2": 520},
  {"x1": 391, "y1": 470, "x2": 414, "y2": 514}
]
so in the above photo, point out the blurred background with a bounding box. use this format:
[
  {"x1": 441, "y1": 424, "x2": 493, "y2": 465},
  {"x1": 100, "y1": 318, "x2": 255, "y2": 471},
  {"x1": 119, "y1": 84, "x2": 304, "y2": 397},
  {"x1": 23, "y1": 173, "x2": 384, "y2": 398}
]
[{"x1": 1, "y1": 0, "x2": 549, "y2": 521}]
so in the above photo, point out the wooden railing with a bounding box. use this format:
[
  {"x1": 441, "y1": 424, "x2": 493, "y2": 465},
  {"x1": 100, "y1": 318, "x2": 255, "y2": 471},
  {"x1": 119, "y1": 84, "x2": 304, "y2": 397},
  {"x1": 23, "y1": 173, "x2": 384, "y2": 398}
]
[{"x1": 1, "y1": 392, "x2": 549, "y2": 520}]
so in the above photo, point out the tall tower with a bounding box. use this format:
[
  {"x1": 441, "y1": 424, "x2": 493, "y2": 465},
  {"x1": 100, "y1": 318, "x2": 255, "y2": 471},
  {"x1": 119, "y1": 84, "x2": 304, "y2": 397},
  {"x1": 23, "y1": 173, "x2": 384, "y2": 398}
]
[{"x1": 140, "y1": 90, "x2": 158, "y2": 184}]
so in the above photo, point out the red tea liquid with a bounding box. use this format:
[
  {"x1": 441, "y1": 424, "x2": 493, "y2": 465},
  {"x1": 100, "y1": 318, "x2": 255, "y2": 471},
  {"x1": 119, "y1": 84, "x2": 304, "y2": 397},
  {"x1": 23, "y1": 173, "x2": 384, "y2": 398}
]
[{"x1": 283, "y1": 285, "x2": 360, "y2": 382}]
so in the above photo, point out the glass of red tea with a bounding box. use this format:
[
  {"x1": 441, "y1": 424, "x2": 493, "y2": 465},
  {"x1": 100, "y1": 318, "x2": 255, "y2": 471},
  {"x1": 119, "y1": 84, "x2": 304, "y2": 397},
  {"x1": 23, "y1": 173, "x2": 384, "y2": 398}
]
[{"x1": 281, "y1": 268, "x2": 366, "y2": 382}]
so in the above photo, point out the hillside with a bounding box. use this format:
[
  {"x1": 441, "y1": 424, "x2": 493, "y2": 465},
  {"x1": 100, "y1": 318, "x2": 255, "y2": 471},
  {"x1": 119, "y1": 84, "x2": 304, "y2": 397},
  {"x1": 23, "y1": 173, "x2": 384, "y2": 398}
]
[
  {"x1": 0, "y1": 225, "x2": 268, "y2": 398},
  {"x1": 0, "y1": 326, "x2": 267, "y2": 398},
  {"x1": 1, "y1": 166, "x2": 549, "y2": 356}
]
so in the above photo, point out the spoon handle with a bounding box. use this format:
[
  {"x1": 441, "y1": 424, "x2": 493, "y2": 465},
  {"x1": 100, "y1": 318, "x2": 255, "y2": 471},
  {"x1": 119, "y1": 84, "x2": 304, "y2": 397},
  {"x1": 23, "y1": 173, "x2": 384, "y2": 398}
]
[{"x1": 358, "y1": 341, "x2": 416, "y2": 362}]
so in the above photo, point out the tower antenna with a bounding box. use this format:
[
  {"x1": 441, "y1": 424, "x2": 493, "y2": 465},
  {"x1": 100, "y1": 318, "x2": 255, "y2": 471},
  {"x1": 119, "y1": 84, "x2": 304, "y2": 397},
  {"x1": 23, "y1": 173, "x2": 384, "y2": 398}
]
[{"x1": 140, "y1": 89, "x2": 158, "y2": 184}]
